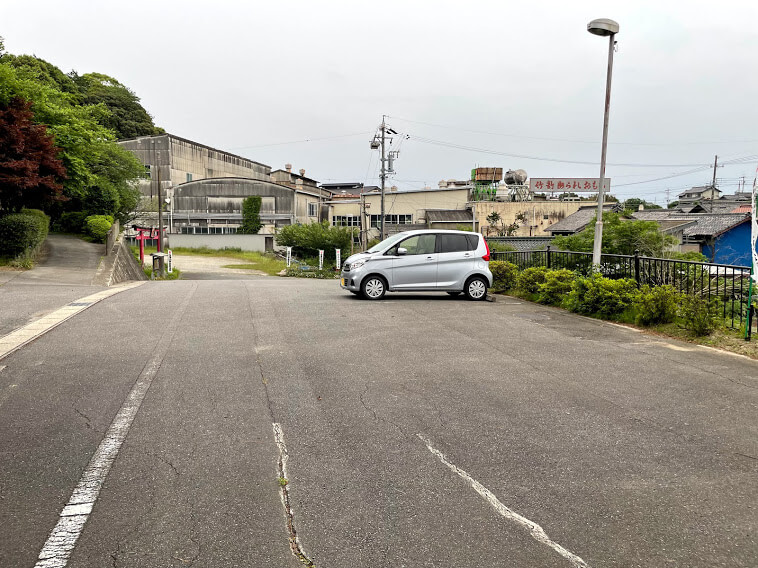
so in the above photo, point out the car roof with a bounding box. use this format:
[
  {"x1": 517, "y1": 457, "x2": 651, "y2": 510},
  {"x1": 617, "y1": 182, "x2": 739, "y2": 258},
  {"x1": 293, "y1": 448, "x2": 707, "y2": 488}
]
[{"x1": 397, "y1": 229, "x2": 480, "y2": 236}]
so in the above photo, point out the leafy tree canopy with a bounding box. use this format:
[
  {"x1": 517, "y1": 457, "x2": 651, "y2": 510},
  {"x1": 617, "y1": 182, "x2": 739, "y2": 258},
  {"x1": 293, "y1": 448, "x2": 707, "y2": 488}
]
[
  {"x1": 72, "y1": 72, "x2": 164, "y2": 139},
  {"x1": 623, "y1": 197, "x2": 662, "y2": 211},
  {"x1": 0, "y1": 52, "x2": 146, "y2": 222},
  {"x1": 552, "y1": 212, "x2": 677, "y2": 257}
]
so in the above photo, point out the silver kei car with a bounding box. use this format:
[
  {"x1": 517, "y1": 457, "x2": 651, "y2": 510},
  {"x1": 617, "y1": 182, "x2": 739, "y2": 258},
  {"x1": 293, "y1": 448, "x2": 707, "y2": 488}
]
[{"x1": 340, "y1": 229, "x2": 493, "y2": 300}]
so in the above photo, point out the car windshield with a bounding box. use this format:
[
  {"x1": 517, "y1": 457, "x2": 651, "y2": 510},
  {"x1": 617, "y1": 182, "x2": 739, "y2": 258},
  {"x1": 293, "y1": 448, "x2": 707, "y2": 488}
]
[{"x1": 366, "y1": 232, "x2": 408, "y2": 253}]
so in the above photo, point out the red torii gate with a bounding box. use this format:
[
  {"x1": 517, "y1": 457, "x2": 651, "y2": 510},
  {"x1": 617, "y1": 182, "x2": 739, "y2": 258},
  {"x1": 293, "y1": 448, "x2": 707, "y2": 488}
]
[{"x1": 132, "y1": 226, "x2": 165, "y2": 264}]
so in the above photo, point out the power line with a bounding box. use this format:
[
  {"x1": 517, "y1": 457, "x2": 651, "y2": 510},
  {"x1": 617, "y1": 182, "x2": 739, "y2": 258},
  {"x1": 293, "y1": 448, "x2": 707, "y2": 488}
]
[
  {"x1": 408, "y1": 134, "x2": 712, "y2": 168},
  {"x1": 388, "y1": 115, "x2": 758, "y2": 147}
]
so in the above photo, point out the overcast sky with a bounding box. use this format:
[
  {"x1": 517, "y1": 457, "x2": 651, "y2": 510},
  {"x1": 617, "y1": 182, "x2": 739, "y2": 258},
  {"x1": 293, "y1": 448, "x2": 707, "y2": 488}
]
[{"x1": 5, "y1": 0, "x2": 758, "y2": 204}]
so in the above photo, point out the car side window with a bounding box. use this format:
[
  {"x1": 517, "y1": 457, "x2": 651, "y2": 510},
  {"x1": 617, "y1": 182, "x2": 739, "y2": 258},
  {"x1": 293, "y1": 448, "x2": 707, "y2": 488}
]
[
  {"x1": 399, "y1": 234, "x2": 436, "y2": 255},
  {"x1": 439, "y1": 234, "x2": 471, "y2": 253}
]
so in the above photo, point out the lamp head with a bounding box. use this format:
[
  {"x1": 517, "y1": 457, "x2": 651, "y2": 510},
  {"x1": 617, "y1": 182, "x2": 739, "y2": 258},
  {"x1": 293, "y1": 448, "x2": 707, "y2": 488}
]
[{"x1": 587, "y1": 18, "x2": 619, "y2": 36}]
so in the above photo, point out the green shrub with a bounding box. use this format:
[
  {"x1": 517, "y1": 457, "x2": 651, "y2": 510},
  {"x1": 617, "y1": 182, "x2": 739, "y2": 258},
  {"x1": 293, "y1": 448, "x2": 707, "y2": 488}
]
[
  {"x1": 679, "y1": 294, "x2": 721, "y2": 336},
  {"x1": 85, "y1": 215, "x2": 114, "y2": 243},
  {"x1": 275, "y1": 222, "x2": 353, "y2": 261},
  {"x1": 517, "y1": 266, "x2": 549, "y2": 294},
  {"x1": 565, "y1": 273, "x2": 639, "y2": 318},
  {"x1": 0, "y1": 212, "x2": 49, "y2": 257},
  {"x1": 57, "y1": 211, "x2": 88, "y2": 233},
  {"x1": 284, "y1": 265, "x2": 339, "y2": 279},
  {"x1": 634, "y1": 285, "x2": 679, "y2": 326},
  {"x1": 537, "y1": 269, "x2": 576, "y2": 305},
  {"x1": 489, "y1": 261, "x2": 519, "y2": 291}
]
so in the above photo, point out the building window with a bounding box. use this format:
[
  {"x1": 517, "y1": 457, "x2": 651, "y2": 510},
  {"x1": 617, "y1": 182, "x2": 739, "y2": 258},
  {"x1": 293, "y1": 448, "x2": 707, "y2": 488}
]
[
  {"x1": 369, "y1": 214, "x2": 413, "y2": 228},
  {"x1": 145, "y1": 165, "x2": 152, "y2": 178},
  {"x1": 333, "y1": 215, "x2": 360, "y2": 227},
  {"x1": 186, "y1": 173, "x2": 193, "y2": 182},
  {"x1": 308, "y1": 202, "x2": 318, "y2": 217}
]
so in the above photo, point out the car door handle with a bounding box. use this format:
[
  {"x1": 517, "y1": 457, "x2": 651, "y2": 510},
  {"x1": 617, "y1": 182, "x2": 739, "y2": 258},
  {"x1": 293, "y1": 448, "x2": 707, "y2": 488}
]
[{"x1": 426, "y1": 256, "x2": 434, "y2": 260}]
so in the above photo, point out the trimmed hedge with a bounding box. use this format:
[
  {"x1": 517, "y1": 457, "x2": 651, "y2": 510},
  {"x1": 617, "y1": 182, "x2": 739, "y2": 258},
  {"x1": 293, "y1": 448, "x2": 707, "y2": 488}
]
[
  {"x1": 564, "y1": 273, "x2": 639, "y2": 318},
  {"x1": 489, "y1": 261, "x2": 519, "y2": 291},
  {"x1": 85, "y1": 215, "x2": 114, "y2": 243},
  {"x1": 0, "y1": 210, "x2": 50, "y2": 257}
]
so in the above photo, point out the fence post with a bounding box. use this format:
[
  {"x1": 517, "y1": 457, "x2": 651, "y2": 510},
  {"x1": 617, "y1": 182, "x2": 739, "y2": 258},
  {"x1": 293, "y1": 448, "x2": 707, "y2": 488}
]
[
  {"x1": 633, "y1": 249, "x2": 641, "y2": 286},
  {"x1": 546, "y1": 245, "x2": 551, "y2": 270}
]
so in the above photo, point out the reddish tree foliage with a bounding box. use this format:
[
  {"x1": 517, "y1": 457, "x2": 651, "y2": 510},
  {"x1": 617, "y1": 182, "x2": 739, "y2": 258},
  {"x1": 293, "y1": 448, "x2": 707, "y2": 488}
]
[{"x1": 0, "y1": 97, "x2": 66, "y2": 213}]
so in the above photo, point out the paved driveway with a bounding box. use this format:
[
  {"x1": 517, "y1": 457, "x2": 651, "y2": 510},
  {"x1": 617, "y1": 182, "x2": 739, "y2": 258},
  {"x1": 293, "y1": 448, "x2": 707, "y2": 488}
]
[
  {"x1": 1, "y1": 278, "x2": 755, "y2": 567},
  {"x1": 171, "y1": 253, "x2": 267, "y2": 279}
]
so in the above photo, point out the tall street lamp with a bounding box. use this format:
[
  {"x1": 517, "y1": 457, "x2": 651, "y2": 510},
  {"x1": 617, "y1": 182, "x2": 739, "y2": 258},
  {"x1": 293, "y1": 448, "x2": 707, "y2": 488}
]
[{"x1": 588, "y1": 18, "x2": 619, "y2": 267}]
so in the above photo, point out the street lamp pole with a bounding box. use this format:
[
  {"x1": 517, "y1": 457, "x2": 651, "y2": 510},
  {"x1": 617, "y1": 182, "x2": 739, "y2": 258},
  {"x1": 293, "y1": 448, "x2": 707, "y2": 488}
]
[{"x1": 588, "y1": 18, "x2": 619, "y2": 267}]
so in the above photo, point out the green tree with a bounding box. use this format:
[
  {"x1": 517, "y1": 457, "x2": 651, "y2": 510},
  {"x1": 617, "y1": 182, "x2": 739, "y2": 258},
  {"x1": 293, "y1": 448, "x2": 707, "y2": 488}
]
[
  {"x1": 0, "y1": 55, "x2": 145, "y2": 223},
  {"x1": 276, "y1": 222, "x2": 352, "y2": 260},
  {"x1": 624, "y1": 197, "x2": 662, "y2": 212},
  {"x1": 552, "y1": 212, "x2": 676, "y2": 257},
  {"x1": 239, "y1": 195, "x2": 262, "y2": 234},
  {"x1": 667, "y1": 200, "x2": 679, "y2": 209},
  {"x1": 72, "y1": 72, "x2": 163, "y2": 139}
]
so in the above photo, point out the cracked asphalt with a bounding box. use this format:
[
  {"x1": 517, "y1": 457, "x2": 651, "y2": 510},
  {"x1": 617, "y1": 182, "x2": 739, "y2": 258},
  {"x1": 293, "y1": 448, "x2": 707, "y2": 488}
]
[{"x1": 0, "y1": 277, "x2": 756, "y2": 567}]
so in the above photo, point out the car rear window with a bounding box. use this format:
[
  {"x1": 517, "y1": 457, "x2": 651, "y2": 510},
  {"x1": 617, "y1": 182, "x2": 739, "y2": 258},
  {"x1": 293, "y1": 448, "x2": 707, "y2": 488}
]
[{"x1": 439, "y1": 234, "x2": 475, "y2": 253}]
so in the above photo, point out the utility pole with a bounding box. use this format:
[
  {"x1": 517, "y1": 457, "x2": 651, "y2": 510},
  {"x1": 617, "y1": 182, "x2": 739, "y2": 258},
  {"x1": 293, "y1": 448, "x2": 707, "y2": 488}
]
[
  {"x1": 665, "y1": 188, "x2": 670, "y2": 208},
  {"x1": 710, "y1": 154, "x2": 718, "y2": 213},
  {"x1": 380, "y1": 116, "x2": 386, "y2": 240}
]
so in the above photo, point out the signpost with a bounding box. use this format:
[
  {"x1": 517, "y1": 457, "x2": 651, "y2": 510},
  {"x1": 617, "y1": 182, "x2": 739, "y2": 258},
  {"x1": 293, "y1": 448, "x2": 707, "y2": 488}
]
[
  {"x1": 167, "y1": 249, "x2": 173, "y2": 273},
  {"x1": 335, "y1": 249, "x2": 341, "y2": 272},
  {"x1": 286, "y1": 247, "x2": 292, "y2": 268},
  {"x1": 318, "y1": 250, "x2": 324, "y2": 270}
]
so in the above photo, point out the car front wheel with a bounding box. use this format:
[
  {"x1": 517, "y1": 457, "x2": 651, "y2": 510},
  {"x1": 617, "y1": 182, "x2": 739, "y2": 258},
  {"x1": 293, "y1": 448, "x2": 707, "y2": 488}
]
[
  {"x1": 464, "y1": 276, "x2": 487, "y2": 301},
  {"x1": 361, "y1": 276, "x2": 386, "y2": 300}
]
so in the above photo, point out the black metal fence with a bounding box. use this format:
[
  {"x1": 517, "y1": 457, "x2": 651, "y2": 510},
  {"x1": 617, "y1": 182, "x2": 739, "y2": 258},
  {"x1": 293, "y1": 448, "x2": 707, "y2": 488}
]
[{"x1": 491, "y1": 247, "x2": 754, "y2": 331}]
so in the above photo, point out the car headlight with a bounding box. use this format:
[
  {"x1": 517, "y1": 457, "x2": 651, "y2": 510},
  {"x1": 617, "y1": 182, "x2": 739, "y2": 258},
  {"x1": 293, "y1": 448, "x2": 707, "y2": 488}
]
[{"x1": 349, "y1": 259, "x2": 366, "y2": 270}]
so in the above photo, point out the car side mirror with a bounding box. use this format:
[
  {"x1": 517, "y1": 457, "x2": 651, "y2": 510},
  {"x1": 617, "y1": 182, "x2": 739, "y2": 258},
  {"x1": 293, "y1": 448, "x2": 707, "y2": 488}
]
[{"x1": 396, "y1": 247, "x2": 408, "y2": 256}]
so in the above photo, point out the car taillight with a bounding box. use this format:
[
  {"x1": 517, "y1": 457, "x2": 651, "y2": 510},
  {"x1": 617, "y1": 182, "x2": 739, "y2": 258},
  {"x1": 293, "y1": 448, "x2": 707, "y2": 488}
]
[{"x1": 482, "y1": 238, "x2": 490, "y2": 261}]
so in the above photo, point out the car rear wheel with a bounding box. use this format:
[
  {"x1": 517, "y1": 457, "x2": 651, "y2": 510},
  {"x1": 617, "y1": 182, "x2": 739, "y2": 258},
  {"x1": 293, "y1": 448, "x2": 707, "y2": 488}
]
[
  {"x1": 361, "y1": 276, "x2": 386, "y2": 300},
  {"x1": 464, "y1": 276, "x2": 487, "y2": 301}
]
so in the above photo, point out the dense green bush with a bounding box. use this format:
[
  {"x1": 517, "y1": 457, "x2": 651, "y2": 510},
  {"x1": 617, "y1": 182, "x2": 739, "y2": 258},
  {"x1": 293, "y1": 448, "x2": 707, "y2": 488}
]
[
  {"x1": 565, "y1": 273, "x2": 639, "y2": 318},
  {"x1": 0, "y1": 211, "x2": 49, "y2": 256},
  {"x1": 85, "y1": 214, "x2": 114, "y2": 243},
  {"x1": 276, "y1": 222, "x2": 353, "y2": 261},
  {"x1": 537, "y1": 269, "x2": 576, "y2": 305},
  {"x1": 679, "y1": 294, "x2": 722, "y2": 336},
  {"x1": 635, "y1": 285, "x2": 679, "y2": 326},
  {"x1": 56, "y1": 211, "x2": 88, "y2": 233},
  {"x1": 489, "y1": 261, "x2": 519, "y2": 291},
  {"x1": 517, "y1": 266, "x2": 550, "y2": 294}
]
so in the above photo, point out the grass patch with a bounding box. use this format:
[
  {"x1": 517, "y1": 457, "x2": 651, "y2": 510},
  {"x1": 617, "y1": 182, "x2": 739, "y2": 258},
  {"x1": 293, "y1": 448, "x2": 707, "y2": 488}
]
[{"x1": 129, "y1": 245, "x2": 286, "y2": 276}]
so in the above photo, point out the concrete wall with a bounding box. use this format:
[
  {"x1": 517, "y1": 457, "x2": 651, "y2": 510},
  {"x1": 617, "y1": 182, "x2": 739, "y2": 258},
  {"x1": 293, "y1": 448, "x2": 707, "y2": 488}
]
[
  {"x1": 167, "y1": 233, "x2": 276, "y2": 252},
  {"x1": 95, "y1": 236, "x2": 147, "y2": 286},
  {"x1": 474, "y1": 201, "x2": 587, "y2": 237}
]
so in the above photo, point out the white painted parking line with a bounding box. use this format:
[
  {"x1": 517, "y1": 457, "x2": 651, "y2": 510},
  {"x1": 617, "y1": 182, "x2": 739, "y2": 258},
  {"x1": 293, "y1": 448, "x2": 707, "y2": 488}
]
[
  {"x1": 418, "y1": 434, "x2": 591, "y2": 568},
  {"x1": 34, "y1": 283, "x2": 195, "y2": 568},
  {"x1": 0, "y1": 282, "x2": 145, "y2": 361}
]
